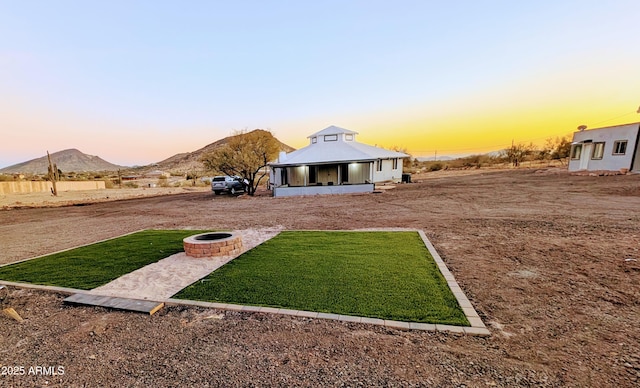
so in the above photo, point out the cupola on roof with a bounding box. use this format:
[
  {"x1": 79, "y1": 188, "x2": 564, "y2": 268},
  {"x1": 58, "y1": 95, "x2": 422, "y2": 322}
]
[{"x1": 271, "y1": 125, "x2": 408, "y2": 166}]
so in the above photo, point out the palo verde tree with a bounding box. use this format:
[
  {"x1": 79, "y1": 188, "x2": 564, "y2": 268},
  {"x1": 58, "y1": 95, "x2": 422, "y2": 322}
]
[{"x1": 201, "y1": 129, "x2": 281, "y2": 196}]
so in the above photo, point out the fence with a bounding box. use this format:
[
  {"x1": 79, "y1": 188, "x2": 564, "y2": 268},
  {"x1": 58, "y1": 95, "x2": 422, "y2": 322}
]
[{"x1": 0, "y1": 181, "x2": 106, "y2": 195}]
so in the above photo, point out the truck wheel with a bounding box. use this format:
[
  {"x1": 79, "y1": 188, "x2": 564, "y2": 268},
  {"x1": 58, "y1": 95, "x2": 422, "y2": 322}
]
[
  {"x1": 230, "y1": 187, "x2": 236, "y2": 195},
  {"x1": 214, "y1": 191, "x2": 221, "y2": 195}
]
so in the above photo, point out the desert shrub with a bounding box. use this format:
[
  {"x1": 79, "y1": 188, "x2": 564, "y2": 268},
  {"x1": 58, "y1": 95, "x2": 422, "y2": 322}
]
[
  {"x1": 428, "y1": 162, "x2": 443, "y2": 172},
  {"x1": 157, "y1": 176, "x2": 170, "y2": 187},
  {"x1": 103, "y1": 180, "x2": 115, "y2": 189},
  {"x1": 123, "y1": 182, "x2": 139, "y2": 188}
]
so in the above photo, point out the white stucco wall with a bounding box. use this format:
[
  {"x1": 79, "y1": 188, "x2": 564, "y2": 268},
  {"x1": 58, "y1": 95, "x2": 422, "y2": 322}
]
[
  {"x1": 372, "y1": 158, "x2": 403, "y2": 183},
  {"x1": 568, "y1": 123, "x2": 640, "y2": 172}
]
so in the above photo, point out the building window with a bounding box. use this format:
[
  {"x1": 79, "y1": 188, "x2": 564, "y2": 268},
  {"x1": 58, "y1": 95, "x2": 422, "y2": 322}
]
[
  {"x1": 392, "y1": 158, "x2": 399, "y2": 169},
  {"x1": 324, "y1": 134, "x2": 338, "y2": 142},
  {"x1": 345, "y1": 134, "x2": 353, "y2": 141},
  {"x1": 571, "y1": 144, "x2": 582, "y2": 160},
  {"x1": 376, "y1": 160, "x2": 383, "y2": 171},
  {"x1": 311, "y1": 137, "x2": 317, "y2": 144},
  {"x1": 591, "y1": 142, "x2": 605, "y2": 160},
  {"x1": 613, "y1": 140, "x2": 627, "y2": 155}
]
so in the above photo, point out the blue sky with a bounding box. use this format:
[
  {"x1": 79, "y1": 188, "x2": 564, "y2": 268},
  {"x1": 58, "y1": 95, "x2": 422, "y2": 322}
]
[{"x1": 1, "y1": 1, "x2": 639, "y2": 167}]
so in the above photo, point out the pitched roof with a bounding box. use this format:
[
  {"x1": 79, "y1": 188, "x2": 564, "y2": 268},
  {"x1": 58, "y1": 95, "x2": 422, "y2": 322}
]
[{"x1": 272, "y1": 126, "x2": 408, "y2": 166}]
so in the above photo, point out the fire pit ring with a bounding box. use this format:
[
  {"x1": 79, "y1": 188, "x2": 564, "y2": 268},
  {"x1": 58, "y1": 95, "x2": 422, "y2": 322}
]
[
  {"x1": 194, "y1": 232, "x2": 233, "y2": 241},
  {"x1": 183, "y1": 232, "x2": 243, "y2": 258}
]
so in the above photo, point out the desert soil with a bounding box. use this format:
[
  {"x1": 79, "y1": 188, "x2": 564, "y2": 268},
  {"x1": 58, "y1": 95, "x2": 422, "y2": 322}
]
[{"x1": 0, "y1": 168, "x2": 639, "y2": 387}]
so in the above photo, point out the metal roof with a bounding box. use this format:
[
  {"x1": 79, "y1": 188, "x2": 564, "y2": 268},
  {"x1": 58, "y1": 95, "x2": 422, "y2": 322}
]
[{"x1": 271, "y1": 126, "x2": 408, "y2": 166}]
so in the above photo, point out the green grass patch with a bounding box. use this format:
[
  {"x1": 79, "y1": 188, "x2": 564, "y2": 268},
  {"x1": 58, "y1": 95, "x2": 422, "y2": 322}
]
[
  {"x1": 0, "y1": 230, "x2": 209, "y2": 290},
  {"x1": 174, "y1": 231, "x2": 469, "y2": 325}
]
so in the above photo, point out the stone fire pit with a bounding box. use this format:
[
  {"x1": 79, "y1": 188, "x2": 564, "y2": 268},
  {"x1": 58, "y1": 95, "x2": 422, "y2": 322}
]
[{"x1": 183, "y1": 232, "x2": 243, "y2": 258}]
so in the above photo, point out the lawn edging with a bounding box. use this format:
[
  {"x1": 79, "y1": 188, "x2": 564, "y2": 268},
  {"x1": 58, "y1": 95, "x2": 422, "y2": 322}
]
[
  {"x1": 417, "y1": 230, "x2": 490, "y2": 335},
  {"x1": 0, "y1": 280, "x2": 84, "y2": 295}
]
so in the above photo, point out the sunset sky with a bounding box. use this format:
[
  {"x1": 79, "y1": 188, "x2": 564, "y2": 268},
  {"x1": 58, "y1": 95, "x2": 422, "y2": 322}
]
[{"x1": 1, "y1": 1, "x2": 639, "y2": 168}]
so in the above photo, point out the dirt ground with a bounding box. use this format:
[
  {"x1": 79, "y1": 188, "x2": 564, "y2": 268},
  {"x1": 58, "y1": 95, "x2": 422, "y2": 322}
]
[{"x1": 0, "y1": 168, "x2": 639, "y2": 387}]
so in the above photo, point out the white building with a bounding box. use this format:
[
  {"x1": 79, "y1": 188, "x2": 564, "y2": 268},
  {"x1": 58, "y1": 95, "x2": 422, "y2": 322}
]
[
  {"x1": 568, "y1": 122, "x2": 640, "y2": 172},
  {"x1": 269, "y1": 126, "x2": 409, "y2": 197}
]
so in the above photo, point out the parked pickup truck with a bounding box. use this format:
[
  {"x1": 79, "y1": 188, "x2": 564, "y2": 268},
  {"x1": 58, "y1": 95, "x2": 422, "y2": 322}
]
[{"x1": 211, "y1": 175, "x2": 246, "y2": 195}]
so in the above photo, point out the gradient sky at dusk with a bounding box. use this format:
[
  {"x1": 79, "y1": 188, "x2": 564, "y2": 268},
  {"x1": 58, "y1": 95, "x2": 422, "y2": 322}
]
[{"x1": 2, "y1": 1, "x2": 639, "y2": 167}]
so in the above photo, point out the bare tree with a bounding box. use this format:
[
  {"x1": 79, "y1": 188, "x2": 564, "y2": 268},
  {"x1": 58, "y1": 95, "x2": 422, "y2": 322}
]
[
  {"x1": 503, "y1": 142, "x2": 534, "y2": 167},
  {"x1": 540, "y1": 136, "x2": 572, "y2": 165},
  {"x1": 201, "y1": 130, "x2": 281, "y2": 196},
  {"x1": 551, "y1": 136, "x2": 572, "y2": 165}
]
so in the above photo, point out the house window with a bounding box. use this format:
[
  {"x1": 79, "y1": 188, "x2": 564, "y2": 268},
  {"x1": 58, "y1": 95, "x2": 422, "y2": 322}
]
[
  {"x1": 324, "y1": 134, "x2": 338, "y2": 142},
  {"x1": 345, "y1": 134, "x2": 353, "y2": 141},
  {"x1": 591, "y1": 142, "x2": 605, "y2": 160},
  {"x1": 376, "y1": 160, "x2": 383, "y2": 171},
  {"x1": 613, "y1": 140, "x2": 627, "y2": 155},
  {"x1": 311, "y1": 137, "x2": 317, "y2": 144},
  {"x1": 392, "y1": 158, "x2": 399, "y2": 169},
  {"x1": 570, "y1": 144, "x2": 582, "y2": 160}
]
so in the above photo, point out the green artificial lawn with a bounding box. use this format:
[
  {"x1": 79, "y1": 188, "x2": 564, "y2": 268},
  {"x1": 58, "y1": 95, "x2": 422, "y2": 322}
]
[
  {"x1": 0, "y1": 229, "x2": 209, "y2": 290},
  {"x1": 174, "y1": 231, "x2": 469, "y2": 325}
]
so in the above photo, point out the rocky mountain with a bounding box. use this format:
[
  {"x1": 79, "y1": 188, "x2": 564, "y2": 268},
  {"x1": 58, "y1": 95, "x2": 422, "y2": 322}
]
[
  {"x1": 1, "y1": 130, "x2": 295, "y2": 175},
  {"x1": 155, "y1": 129, "x2": 295, "y2": 174},
  {"x1": 0, "y1": 149, "x2": 124, "y2": 174}
]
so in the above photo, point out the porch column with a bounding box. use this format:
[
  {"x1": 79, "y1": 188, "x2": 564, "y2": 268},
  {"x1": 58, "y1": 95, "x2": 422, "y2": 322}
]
[{"x1": 370, "y1": 162, "x2": 374, "y2": 182}]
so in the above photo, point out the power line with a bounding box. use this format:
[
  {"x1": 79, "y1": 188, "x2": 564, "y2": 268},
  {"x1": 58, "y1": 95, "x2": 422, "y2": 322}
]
[{"x1": 591, "y1": 111, "x2": 637, "y2": 127}]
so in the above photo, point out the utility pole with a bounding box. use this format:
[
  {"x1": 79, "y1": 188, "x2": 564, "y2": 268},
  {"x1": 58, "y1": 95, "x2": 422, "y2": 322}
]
[{"x1": 434, "y1": 150, "x2": 437, "y2": 162}]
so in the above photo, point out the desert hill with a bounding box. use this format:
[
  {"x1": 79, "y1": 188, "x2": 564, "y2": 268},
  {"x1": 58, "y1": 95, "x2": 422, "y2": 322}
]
[
  {"x1": 0, "y1": 149, "x2": 124, "y2": 174},
  {"x1": 1, "y1": 130, "x2": 295, "y2": 175},
  {"x1": 155, "y1": 129, "x2": 296, "y2": 174}
]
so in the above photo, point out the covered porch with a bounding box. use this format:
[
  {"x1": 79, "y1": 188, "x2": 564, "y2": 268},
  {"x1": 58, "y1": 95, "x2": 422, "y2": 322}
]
[{"x1": 270, "y1": 162, "x2": 374, "y2": 197}]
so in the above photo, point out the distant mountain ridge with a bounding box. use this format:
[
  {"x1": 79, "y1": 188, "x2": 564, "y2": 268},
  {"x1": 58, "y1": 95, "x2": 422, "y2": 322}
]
[
  {"x1": 416, "y1": 156, "x2": 454, "y2": 162},
  {"x1": 156, "y1": 129, "x2": 296, "y2": 173},
  {"x1": 0, "y1": 130, "x2": 296, "y2": 175},
  {"x1": 0, "y1": 149, "x2": 124, "y2": 174}
]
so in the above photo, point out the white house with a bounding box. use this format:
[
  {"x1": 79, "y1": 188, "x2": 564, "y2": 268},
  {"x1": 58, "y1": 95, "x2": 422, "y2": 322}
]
[
  {"x1": 568, "y1": 122, "x2": 640, "y2": 173},
  {"x1": 269, "y1": 126, "x2": 409, "y2": 197}
]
